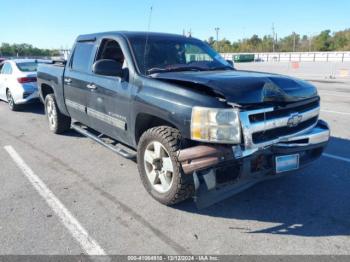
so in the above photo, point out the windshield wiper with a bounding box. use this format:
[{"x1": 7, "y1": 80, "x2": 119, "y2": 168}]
[{"x1": 147, "y1": 66, "x2": 204, "y2": 75}]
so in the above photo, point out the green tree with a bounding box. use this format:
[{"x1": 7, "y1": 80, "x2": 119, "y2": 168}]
[
  {"x1": 332, "y1": 29, "x2": 350, "y2": 50},
  {"x1": 279, "y1": 33, "x2": 300, "y2": 52},
  {"x1": 312, "y1": 30, "x2": 333, "y2": 51},
  {"x1": 0, "y1": 43, "x2": 59, "y2": 57}
]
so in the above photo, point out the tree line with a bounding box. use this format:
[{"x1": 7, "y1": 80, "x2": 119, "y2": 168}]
[
  {"x1": 206, "y1": 29, "x2": 350, "y2": 53},
  {"x1": 0, "y1": 43, "x2": 60, "y2": 57},
  {"x1": 1, "y1": 28, "x2": 350, "y2": 57}
]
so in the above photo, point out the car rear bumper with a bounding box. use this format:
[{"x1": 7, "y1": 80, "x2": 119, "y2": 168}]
[
  {"x1": 14, "y1": 90, "x2": 39, "y2": 104},
  {"x1": 178, "y1": 120, "x2": 330, "y2": 207}
]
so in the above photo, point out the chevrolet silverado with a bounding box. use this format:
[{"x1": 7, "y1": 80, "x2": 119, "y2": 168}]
[{"x1": 37, "y1": 32, "x2": 330, "y2": 206}]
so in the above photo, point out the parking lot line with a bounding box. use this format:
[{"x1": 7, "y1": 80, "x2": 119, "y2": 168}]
[
  {"x1": 3, "y1": 145, "x2": 107, "y2": 256},
  {"x1": 323, "y1": 153, "x2": 350, "y2": 164},
  {"x1": 321, "y1": 109, "x2": 350, "y2": 115}
]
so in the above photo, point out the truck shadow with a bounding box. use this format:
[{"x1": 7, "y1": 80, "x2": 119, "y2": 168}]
[
  {"x1": 17, "y1": 102, "x2": 45, "y2": 115},
  {"x1": 176, "y1": 136, "x2": 350, "y2": 237},
  {"x1": 16, "y1": 103, "x2": 84, "y2": 138}
]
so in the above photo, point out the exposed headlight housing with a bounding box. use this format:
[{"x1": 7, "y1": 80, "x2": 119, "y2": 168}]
[{"x1": 191, "y1": 107, "x2": 241, "y2": 144}]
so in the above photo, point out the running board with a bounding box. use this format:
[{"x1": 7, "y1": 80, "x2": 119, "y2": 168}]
[{"x1": 71, "y1": 122, "x2": 137, "y2": 160}]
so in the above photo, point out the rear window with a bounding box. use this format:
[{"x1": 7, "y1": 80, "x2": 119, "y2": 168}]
[
  {"x1": 16, "y1": 62, "x2": 38, "y2": 72},
  {"x1": 71, "y1": 42, "x2": 95, "y2": 73}
]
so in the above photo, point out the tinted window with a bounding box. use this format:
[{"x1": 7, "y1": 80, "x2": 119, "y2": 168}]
[
  {"x1": 71, "y1": 42, "x2": 94, "y2": 72},
  {"x1": 16, "y1": 62, "x2": 38, "y2": 72},
  {"x1": 8, "y1": 64, "x2": 13, "y2": 74},
  {"x1": 96, "y1": 39, "x2": 125, "y2": 65},
  {"x1": 1, "y1": 63, "x2": 12, "y2": 74}
]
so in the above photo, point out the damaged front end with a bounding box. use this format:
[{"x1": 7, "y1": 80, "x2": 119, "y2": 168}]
[{"x1": 178, "y1": 98, "x2": 330, "y2": 208}]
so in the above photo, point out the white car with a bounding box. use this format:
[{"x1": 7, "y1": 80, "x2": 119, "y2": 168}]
[{"x1": 0, "y1": 59, "x2": 49, "y2": 110}]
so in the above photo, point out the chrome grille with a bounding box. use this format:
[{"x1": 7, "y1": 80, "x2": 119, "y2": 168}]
[{"x1": 240, "y1": 99, "x2": 320, "y2": 149}]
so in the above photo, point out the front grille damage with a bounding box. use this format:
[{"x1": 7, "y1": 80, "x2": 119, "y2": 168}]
[
  {"x1": 240, "y1": 97, "x2": 320, "y2": 149},
  {"x1": 252, "y1": 116, "x2": 318, "y2": 144}
]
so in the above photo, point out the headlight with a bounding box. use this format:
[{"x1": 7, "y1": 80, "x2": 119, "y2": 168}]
[{"x1": 191, "y1": 107, "x2": 241, "y2": 144}]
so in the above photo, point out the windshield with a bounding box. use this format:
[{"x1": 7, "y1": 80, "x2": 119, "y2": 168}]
[
  {"x1": 16, "y1": 62, "x2": 38, "y2": 72},
  {"x1": 129, "y1": 36, "x2": 233, "y2": 75}
]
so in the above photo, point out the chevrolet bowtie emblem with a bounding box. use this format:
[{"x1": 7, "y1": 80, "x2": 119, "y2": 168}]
[{"x1": 287, "y1": 113, "x2": 302, "y2": 127}]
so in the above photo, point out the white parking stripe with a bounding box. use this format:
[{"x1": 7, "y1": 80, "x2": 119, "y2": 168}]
[
  {"x1": 4, "y1": 145, "x2": 107, "y2": 256},
  {"x1": 323, "y1": 153, "x2": 350, "y2": 164},
  {"x1": 321, "y1": 110, "x2": 350, "y2": 115}
]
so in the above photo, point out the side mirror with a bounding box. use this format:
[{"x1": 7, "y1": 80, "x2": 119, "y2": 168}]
[{"x1": 92, "y1": 59, "x2": 123, "y2": 77}]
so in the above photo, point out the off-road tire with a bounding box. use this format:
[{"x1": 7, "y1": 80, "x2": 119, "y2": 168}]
[
  {"x1": 137, "y1": 126, "x2": 194, "y2": 205},
  {"x1": 44, "y1": 94, "x2": 71, "y2": 134}
]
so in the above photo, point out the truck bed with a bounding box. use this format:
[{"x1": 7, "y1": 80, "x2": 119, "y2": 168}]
[{"x1": 37, "y1": 63, "x2": 67, "y2": 113}]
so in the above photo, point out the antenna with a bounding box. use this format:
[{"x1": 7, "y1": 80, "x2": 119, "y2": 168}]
[
  {"x1": 143, "y1": 5, "x2": 153, "y2": 75},
  {"x1": 272, "y1": 23, "x2": 275, "y2": 53},
  {"x1": 188, "y1": 29, "x2": 192, "y2": 37}
]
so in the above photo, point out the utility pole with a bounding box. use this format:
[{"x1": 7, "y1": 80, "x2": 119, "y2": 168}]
[
  {"x1": 275, "y1": 33, "x2": 278, "y2": 48},
  {"x1": 272, "y1": 23, "x2": 275, "y2": 53},
  {"x1": 308, "y1": 33, "x2": 312, "y2": 52},
  {"x1": 215, "y1": 27, "x2": 220, "y2": 51},
  {"x1": 293, "y1": 32, "x2": 296, "y2": 52}
]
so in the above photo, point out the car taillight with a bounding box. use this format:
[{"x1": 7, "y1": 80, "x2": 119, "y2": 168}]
[{"x1": 17, "y1": 77, "x2": 37, "y2": 83}]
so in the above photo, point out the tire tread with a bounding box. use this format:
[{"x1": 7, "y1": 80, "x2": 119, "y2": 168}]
[
  {"x1": 137, "y1": 126, "x2": 194, "y2": 205},
  {"x1": 45, "y1": 94, "x2": 71, "y2": 134}
]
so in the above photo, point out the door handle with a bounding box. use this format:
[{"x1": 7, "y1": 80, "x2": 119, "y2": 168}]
[
  {"x1": 86, "y1": 83, "x2": 97, "y2": 90},
  {"x1": 64, "y1": 78, "x2": 72, "y2": 84}
]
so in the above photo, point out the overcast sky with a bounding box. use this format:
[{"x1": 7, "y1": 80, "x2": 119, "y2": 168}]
[{"x1": 1, "y1": 0, "x2": 349, "y2": 49}]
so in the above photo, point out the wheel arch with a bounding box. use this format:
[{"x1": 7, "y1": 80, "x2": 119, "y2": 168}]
[
  {"x1": 40, "y1": 83, "x2": 70, "y2": 116},
  {"x1": 40, "y1": 83, "x2": 54, "y2": 101},
  {"x1": 134, "y1": 113, "x2": 178, "y2": 146}
]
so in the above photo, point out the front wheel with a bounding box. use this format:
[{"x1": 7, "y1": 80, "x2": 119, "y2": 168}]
[
  {"x1": 44, "y1": 94, "x2": 71, "y2": 134},
  {"x1": 137, "y1": 126, "x2": 194, "y2": 205}
]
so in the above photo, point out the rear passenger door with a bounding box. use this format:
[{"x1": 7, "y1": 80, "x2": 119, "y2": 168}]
[
  {"x1": 86, "y1": 38, "x2": 132, "y2": 144},
  {"x1": 64, "y1": 40, "x2": 95, "y2": 126}
]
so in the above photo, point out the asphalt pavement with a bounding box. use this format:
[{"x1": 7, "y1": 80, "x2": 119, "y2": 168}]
[{"x1": 0, "y1": 80, "x2": 349, "y2": 255}]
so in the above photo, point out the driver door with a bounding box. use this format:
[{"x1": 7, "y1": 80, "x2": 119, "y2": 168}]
[{"x1": 86, "y1": 38, "x2": 132, "y2": 144}]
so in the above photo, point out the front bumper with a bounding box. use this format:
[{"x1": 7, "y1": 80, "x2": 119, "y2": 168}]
[{"x1": 178, "y1": 120, "x2": 330, "y2": 208}]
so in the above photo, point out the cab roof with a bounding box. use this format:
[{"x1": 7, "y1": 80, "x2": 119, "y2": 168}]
[{"x1": 76, "y1": 31, "x2": 195, "y2": 42}]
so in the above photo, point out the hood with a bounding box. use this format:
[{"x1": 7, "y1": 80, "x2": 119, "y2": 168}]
[{"x1": 151, "y1": 70, "x2": 318, "y2": 105}]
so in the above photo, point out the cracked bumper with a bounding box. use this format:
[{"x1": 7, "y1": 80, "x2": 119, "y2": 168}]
[{"x1": 178, "y1": 120, "x2": 330, "y2": 208}]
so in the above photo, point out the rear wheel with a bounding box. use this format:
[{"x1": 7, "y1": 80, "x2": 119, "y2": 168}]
[
  {"x1": 137, "y1": 126, "x2": 194, "y2": 205},
  {"x1": 44, "y1": 94, "x2": 71, "y2": 134},
  {"x1": 6, "y1": 89, "x2": 19, "y2": 111}
]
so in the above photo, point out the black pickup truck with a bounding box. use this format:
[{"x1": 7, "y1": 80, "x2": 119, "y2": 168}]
[{"x1": 37, "y1": 31, "x2": 330, "y2": 207}]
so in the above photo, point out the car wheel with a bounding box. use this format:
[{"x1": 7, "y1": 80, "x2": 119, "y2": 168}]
[
  {"x1": 6, "y1": 89, "x2": 19, "y2": 111},
  {"x1": 45, "y1": 94, "x2": 71, "y2": 134},
  {"x1": 137, "y1": 126, "x2": 194, "y2": 205}
]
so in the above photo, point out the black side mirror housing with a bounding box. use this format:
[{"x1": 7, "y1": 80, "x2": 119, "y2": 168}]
[{"x1": 92, "y1": 59, "x2": 123, "y2": 77}]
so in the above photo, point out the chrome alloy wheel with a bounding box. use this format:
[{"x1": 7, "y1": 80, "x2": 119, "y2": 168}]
[
  {"x1": 144, "y1": 141, "x2": 174, "y2": 193},
  {"x1": 46, "y1": 99, "x2": 56, "y2": 128},
  {"x1": 6, "y1": 90, "x2": 14, "y2": 109}
]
